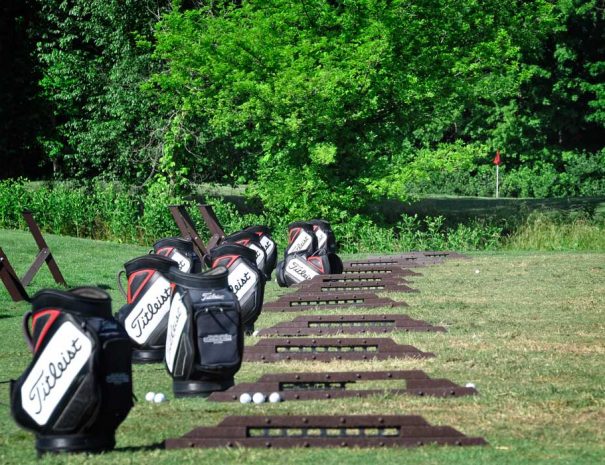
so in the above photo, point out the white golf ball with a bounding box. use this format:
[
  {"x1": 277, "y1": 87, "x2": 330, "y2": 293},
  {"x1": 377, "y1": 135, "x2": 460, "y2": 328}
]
[
  {"x1": 252, "y1": 330, "x2": 260, "y2": 337},
  {"x1": 475, "y1": 269, "x2": 480, "y2": 274},
  {"x1": 268, "y1": 392, "x2": 282, "y2": 403},
  {"x1": 153, "y1": 392, "x2": 167, "y2": 403},
  {"x1": 252, "y1": 392, "x2": 266, "y2": 404},
  {"x1": 465, "y1": 383, "x2": 476, "y2": 389},
  {"x1": 239, "y1": 393, "x2": 252, "y2": 404},
  {"x1": 145, "y1": 391, "x2": 155, "y2": 402}
]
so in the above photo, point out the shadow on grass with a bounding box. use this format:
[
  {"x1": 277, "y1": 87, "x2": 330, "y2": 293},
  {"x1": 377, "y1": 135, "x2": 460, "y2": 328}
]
[
  {"x1": 115, "y1": 442, "x2": 165, "y2": 453},
  {"x1": 374, "y1": 196, "x2": 605, "y2": 227}
]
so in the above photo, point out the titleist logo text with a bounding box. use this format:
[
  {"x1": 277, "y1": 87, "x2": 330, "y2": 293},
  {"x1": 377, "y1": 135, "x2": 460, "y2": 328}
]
[
  {"x1": 287, "y1": 261, "x2": 315, "y2": 280},
  {"x1": 233, "y1": 272, "x2": 251, "y2": 294},
  {"x1": 28, "y1": 338, "x2": 83, "y2": 415},
  {"x1": 131, "y1": 286, "x2": 171, "y2": 338}
]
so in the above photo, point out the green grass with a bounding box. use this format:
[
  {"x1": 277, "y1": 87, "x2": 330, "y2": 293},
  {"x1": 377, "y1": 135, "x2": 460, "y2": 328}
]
[
  {"x1": 0, "y1": 229, "x2": 604, "y2": 464},
  {"x1": 504, "y1": 215, "x2": 605, "y2": 251}
]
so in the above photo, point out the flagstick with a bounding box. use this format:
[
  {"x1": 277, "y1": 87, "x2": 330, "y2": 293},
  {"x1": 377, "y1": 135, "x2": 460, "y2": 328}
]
[{"x1": 496, "y1": 164, "x2": 499, "y2": 198}]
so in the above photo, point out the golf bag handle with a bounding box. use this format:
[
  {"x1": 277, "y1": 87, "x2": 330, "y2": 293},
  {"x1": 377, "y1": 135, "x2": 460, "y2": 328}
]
[
  {"x1": 116, "y1": 270, "x2": 127, "y2": 299},
  {"x1": 21, "y1": 310, "x2": 34, "y2": 352}
]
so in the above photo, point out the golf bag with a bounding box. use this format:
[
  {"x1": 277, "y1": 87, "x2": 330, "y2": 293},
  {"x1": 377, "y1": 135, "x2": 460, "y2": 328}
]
[
  {"x1": 11, "y1": 287, "x2": 133, "y2": 454},
  {"x1": 223, "y1": 230, "x2": 269, "y2": 278},
  {"x1": 308, "y1": 219, "x2": 338, "y2": 254},
  {"x1": 242, "y1": 225, "x2": 278, "y2": 276},
  {"x1": 284, "y1": 221, "x2": 318, "y2": 256},
  {"x1": 165, "y1": 266, "x2": 243, "y2": 397},
  {"x1": 308, "y1": 219, "x2": 343, "y2": 274},
  {"x1": 207, "y1": 243, "x2": 265, "y2": 333},
  {"x1": 276, "y1": 219, "x2": 343, "y2": 286},
  {"x1": 153, "y1": 237, "x2": 202, "y2": 273},
  {"x1": 116, "y1": 255, "x2": 179, "y2": 363},
  {"x1": 276, "y1": 253, "x2": 333, "y2": 287}
]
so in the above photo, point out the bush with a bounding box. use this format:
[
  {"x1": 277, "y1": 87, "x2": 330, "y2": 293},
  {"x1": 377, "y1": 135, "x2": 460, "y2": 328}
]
[
  {"x1": 0, "y1": 178, "x2": 508, "y2": 252},
  {"x1": 334, "y1": 214, "x2": 503, "y2": 253},
  {"x1": 409, "y1": 149, "x2": 605, "y2": 199}
]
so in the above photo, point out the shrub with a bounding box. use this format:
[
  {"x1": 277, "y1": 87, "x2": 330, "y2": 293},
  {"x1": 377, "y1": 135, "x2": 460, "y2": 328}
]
[{"x1": 0, "y1": 178, "x2": 509, "y2": 252}]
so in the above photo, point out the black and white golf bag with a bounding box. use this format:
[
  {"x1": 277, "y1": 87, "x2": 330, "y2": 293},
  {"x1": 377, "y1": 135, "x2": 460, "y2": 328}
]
[
  {"x1": 153, "y1": 237, "x2": 202, "y2": 273},
  {"x1": 116, "y1": 255, "x2": 179, "y2": 363},
  {"x1": 276, "y1": 253, "x2": 333, "y2": 287},
  {"x1": 242, "y1": 225, "x2": 278, "y2": 275},
  {"x1": 164, "y1": 267, "x2": 243, "y2": 397},
  {"x1": 276, "y1": 219, "x2": 343, "y2": 286},
  {"x1": 308, "y1": 219, "x2": 338, "y2": 254},
  {"x1": 284, "y1": 221, "x2": 317, "y2": 256},
  {"x1": 223, "y1": 230, "x2": 269, "y2": 278},
  {"x1": 207, "y1": 243, "x2": 265, "y2": 333},
  {"x1": 308, "y1": 219, "x2": 343, "y2": 274},
  {"x1": 11, "y1": 287, "x2": 133, "y2": 454}
]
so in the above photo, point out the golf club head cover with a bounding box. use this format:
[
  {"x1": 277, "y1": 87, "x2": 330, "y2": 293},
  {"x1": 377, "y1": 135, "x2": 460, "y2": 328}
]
[
  {"x1": 116, "y1": 255, "x2": 179, "y2": 363},
  {"x1": 284, "y1": 221, "x2": 317, "y2": 256},
  {"x1": 164, "y1": 266, "x2": 243, "y2": 397},
  {"x1": 207, "y1": 244, "x2": 265, "y2": 333},
  {"x1": 276, "y1": 253, "x2": 332, "y2": 287},
  {"x1": 153, "y1": 237, "x2": 202, "y2": 273},
  {"x1": 11, "y1": 287, "x2": 133, "y2": 454},
  {"x1": 223, "y1": 230, "x2": 269, "y2": 279},
  {"x1": 242, "y1": 225, "x2": 278, "y2": 275}
]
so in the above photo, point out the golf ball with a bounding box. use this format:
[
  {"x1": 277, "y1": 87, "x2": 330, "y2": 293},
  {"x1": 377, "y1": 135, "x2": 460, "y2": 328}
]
[
  {"x1": 239, "y1": 393, "x2": 252, "y2": 404},
  {"x1": 268, "y1": 392, "x2": 282, "y2": 403},
  {"x1": 153, "y1": 392, "x2": 167, "y2": 403},
  {"x1": 145, "y1": 391, "x2": 155, "y2": 402},
  {"x1": 252, "y1": 330, "x2": 260, "y2": 337},
  {"x1": 465, "y1": 383, "x2": 476, "y2": 389},
  {"x1": 252, "y1": 392, "x2": 266, "y2": 404},
  {"x1": 475, "y1": 269, "x2": 480, "y2": 274}
]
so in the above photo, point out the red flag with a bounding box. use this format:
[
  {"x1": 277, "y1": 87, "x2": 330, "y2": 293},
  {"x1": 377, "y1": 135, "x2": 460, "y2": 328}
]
[{"x1": 493, "y1": 150, "x2": 501, "y2": 166}]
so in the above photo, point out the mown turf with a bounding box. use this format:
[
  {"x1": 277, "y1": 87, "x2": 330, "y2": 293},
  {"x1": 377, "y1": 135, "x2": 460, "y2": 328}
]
[{"x1": 0, "y1": 229, "x2": 603, "y2": 464}]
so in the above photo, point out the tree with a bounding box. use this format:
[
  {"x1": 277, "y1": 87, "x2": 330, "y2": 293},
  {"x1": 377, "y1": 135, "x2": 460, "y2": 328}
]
[
  {"x1": 36, "y1": 0, "x2": 169, "y2": 182},
  {"x1": 151, "y1": 0, "x2": 549, "y2": 220}
]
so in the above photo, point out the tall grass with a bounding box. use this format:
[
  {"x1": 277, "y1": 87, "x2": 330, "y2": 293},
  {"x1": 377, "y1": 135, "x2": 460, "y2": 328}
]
[{"x1": 505, "y1": 211, "x2": 605, "y2": 251}]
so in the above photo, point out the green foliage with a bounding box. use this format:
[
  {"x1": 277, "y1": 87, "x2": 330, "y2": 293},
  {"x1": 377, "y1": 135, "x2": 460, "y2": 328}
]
[
  {"x1": 408, "y1": 148, "x2": 605, "y2": 198},
  {"x1": 0, "y1": 179, "x2": 505, "y2": 252},
  {"x1": 332, "y1": 214, "x2": 503, "y2": 254},
  {"x1": 2, "y1": 0, "x2": 603, "y2": 218},
  {"x1": 150, "y1": 0, "x2": 550, "y2": 221},
  {"x1": 495, "y1": 0, "x2": 605, "y2": 165},
  {"x1": 35, "y1": 0, "x2": 168, "y2": 182},
  {"x1": 0, "y1": 179, "x2": 266, "y2": 246},
  {"x1": 2, "y1": 179, "x2": 605, "y2": 252}
]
